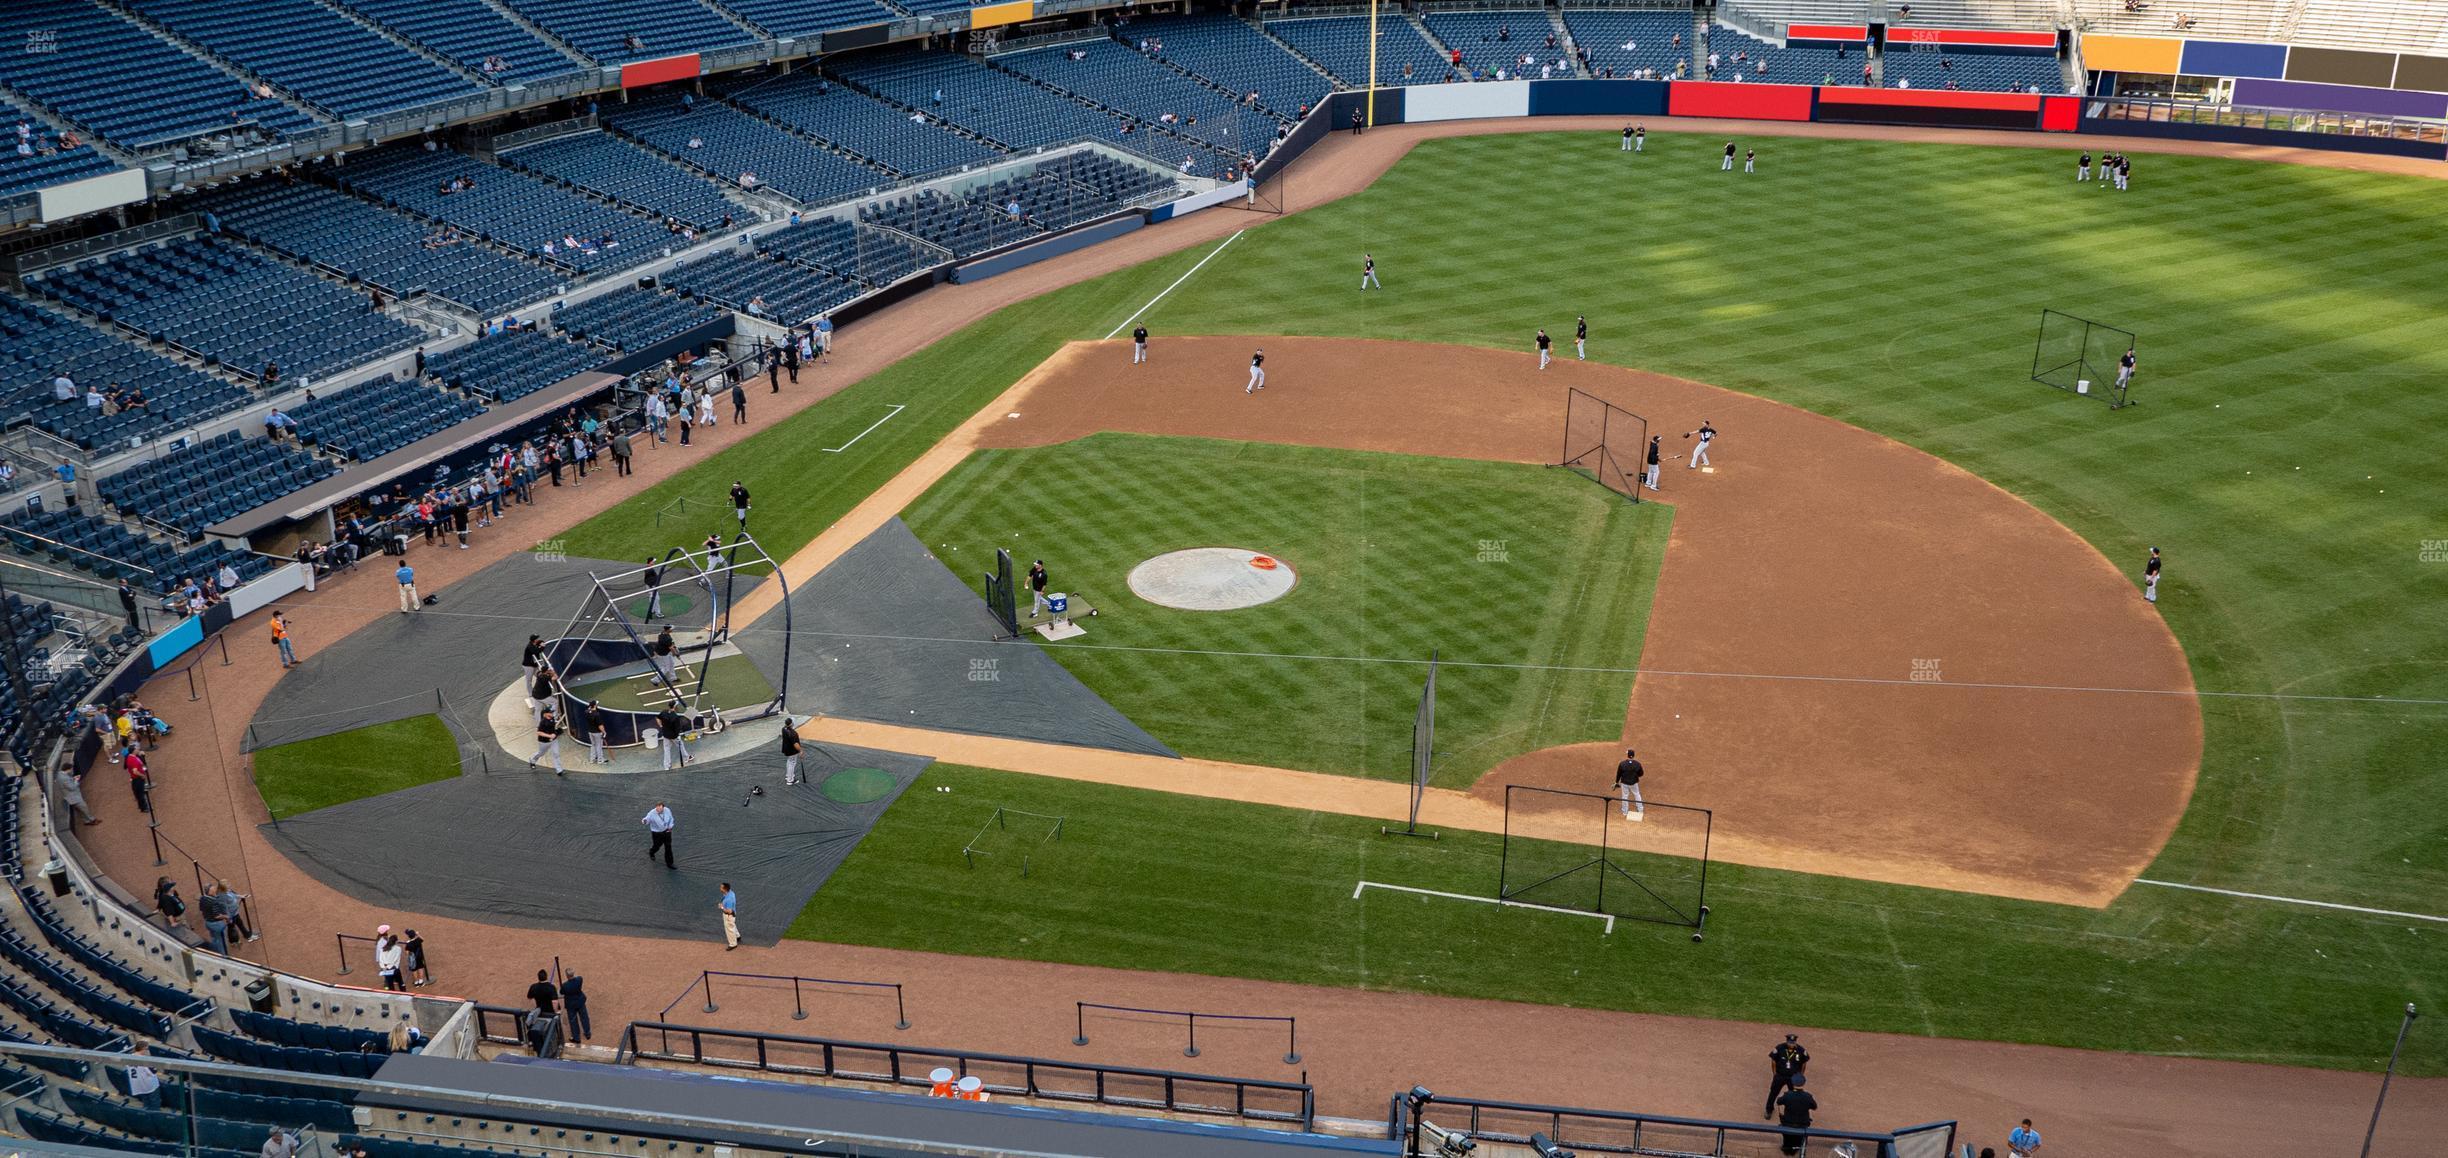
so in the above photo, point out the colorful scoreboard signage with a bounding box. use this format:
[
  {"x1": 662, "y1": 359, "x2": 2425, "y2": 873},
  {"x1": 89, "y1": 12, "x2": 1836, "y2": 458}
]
[
  {"x1": 970, "y1": 0, "x2": 1034, "y2": 30},
  {"x1": 619, "y1": 54, "x2": 702, "y2": 89},
  {"x1": 1887, "y1": 27, "x2": 2058, "y2": 49}
]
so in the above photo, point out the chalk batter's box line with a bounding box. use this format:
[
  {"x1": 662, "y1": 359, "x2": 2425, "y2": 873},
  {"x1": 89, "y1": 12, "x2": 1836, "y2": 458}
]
[{"x1": 1353, "y1": 880, "x2": 1614, "y2": 935}]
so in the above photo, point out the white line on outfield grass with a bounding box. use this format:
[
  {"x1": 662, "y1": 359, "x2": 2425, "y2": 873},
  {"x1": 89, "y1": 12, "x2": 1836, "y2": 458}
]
[
  {"x1": 820, "y1": 404, "x2": 905, "y2": 453},
  {"x1": 2133, "y1": 879, "x2": 2448, "y2": 924},
  {"x1": 1103, "y1": 230, "x2": 1245, "y2": 340},
  {"x1": 1353, "y1": 880, "x2": 1615, "y2": 935}
]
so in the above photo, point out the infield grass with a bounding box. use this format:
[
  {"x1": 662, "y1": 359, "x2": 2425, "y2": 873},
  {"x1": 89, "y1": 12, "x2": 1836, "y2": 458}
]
[
  {"x1": 251, "y1": 715, "x2": 461, "y2": 820},
  {"x1": 583, "y1": 131, "x2": 2448, "y2": 1071},
  {"x1": 900, "y1": 434, "x2": 1670, "y2": 784}
]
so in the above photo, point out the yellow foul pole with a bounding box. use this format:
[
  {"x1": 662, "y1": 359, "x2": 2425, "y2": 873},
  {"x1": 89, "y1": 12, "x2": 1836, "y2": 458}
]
[{"x1": 1366, "y1": 0, "x2": 1379, "y2": 127}]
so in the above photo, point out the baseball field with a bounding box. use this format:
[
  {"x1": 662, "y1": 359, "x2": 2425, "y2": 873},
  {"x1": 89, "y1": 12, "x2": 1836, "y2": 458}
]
[{"x1": 541, "y1": 127, "x2": 2446, "y2": 1074}]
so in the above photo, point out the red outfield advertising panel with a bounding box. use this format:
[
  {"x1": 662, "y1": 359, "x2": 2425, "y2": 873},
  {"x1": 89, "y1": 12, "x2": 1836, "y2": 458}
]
[
  {"x1": 1819, "y1": 88, "x2": 2042, "y2": 111},
  {"x1": 1667, "y1": 81, "x2": 1815, "y2": 121},
  {"x1": 621, "y1": 54, "x2": 702, "y2": 89},
  {"x1": 1886, "y1": 27, "x2": 2059, "y2": 48},
  {"x1": 1787, "y1": 23, "x2": 1870, "y2": 41}
]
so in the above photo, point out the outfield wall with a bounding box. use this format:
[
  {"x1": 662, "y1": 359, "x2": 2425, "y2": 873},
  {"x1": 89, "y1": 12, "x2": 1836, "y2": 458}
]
[{"x1": 1239, "y1": 80, "x2": 2445, "y2": 182}]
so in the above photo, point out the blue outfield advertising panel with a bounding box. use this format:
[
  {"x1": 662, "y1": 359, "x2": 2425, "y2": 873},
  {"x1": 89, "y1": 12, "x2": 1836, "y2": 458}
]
[
  {"x1": 1528, "y1": 79, "x2": 1671, "y2": 117},
  {"x1": 2177, "y1": 39, "x2": 2290, "y2": 80}
]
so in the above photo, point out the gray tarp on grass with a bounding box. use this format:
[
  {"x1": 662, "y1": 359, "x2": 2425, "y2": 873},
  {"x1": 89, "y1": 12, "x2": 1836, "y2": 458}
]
[
  {"x1": 258, "y1": 737, "x2": 928, "y2": 945},
  {"x1": 733, "y1": 518, "x2": 1174, "y2": 759}
]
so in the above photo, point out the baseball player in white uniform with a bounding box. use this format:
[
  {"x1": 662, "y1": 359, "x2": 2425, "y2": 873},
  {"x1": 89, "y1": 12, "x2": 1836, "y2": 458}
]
[
  {"x1": 1722, "y1": 141, "x2": 1736, "y2": 171},
  {"x1": 1644, "y1": 435, "x2": 1662, "y2": 490},
  {"x1": 1574, "y1": 315, "x2": 1587, "y2": 360},
  {"x1": 1360, "y1": 254, "x2": 1379, "y2": 290},
  {"x1": 1132, "y1": 325, "x2": 1149, "y2": 364},
  {"x1": 1685, "y1": 421, "x2": 1715, "y2": 468},
  {"x1": 1536, "y1": 329, "x2": 1552, "y2": 370},
  {"x1": 1246, "y1": 349, "x2": 1266, "y2": 393}
]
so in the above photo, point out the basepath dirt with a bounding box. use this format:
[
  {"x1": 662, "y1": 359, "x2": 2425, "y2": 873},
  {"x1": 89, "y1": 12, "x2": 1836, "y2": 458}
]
[
  {"x1": 69, "y1": 115, "x2": 2444, "y2": 1156},
  {"x1": 973, "y1": 335, "x2": 2200, "y2": 907}
]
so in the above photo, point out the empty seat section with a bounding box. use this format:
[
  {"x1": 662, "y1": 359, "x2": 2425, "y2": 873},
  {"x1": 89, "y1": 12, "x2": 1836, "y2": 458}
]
[
  {"x1": 552, "y1": 288, "x2": 724, "y2": 353},
  {"x1": 719, "y1": 71, "x2": 1002, "y2": 177},
  {"x1": 125, "y1": 0, "x2": 482, "y2": 119},
  {"x1": 499, "y1": 132, "x2": 741, "y2": 230},
  {"x1": 0, "y1": 103, "x2": 116, "y2": 198},
  {"x1": 1124, "y1": 15, "x2": 1336, "y2": 121},
  {"x1": 422, "y1": 330, "x2": 600, "y2": 402},
  {"x1": 0, "y1": 0, "x2": 323, "y2": 149},
  {"x1": 605, "y1": 94, "x2": 889, "y2": 207},
  {"x1": 497, "y1": 0, "x2": 758, "y2": 63},
  {"x1": 190, "y1": 180, "x2": 559, "y2": 316},
  {"x1": 835, "y1": 50, "x2": 1227, "y2": 174},
  {"x1": 1560, "y1": 9, "x2": 1698, "y2": 77},
  {"x1": 328, "y1": 146, "x2": 666, "y2": 275},
  {"x1": 96, "y1": 431, "x2": 339, "y2": 537},
  {"x1": 333, "y1": 0, "x2": 583, "y2": 84},
  {"x1": 0, "y1": 293, "x2": 251, "y2": 453},
  {"x1": 285, "y1": 377, "x2": 487, "y2": 461},
  {"x1": 1265, "y1": 15, "x2": 1451, "y2": 86},
  {"x1": 30, "y1": 237, "x2": 423, "y2": 386},
  {"x1": 662, "y1": 249, "x2": 864, "y2": 323}
]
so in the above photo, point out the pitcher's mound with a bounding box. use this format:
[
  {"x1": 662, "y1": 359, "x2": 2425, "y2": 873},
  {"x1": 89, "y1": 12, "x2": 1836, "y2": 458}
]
[{"x1": 1129, "y1": 548, "x2": 1297, "y2": 611}]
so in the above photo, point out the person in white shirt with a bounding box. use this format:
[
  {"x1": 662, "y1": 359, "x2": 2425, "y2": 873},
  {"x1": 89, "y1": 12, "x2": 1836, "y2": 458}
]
[
  {"x1": 374, "y1": 932, "x2": 406, "y2": 991},
  {"x1": 50, "y1": 372, "x2": 75, "y2": 402},
  {"x1": 124, "y1": 1048, "x2": 162, "y2": 1110}
]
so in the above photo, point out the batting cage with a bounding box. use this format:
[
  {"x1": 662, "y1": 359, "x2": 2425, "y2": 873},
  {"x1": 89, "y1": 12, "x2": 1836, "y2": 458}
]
[
  {"x1": 981, "y1": 547, "x2": 1019, "y2": 637},
  {"x1": 543, "y1": 533, "x2": 790, "y2": 748},
  {"x1": 1499, "y1": 785, "x2": 1712, "y2": 939},
  {"x1": 1555, "y1": 387, "x2": 1649, "y2": 502},
  {"x1": 2031, "y1": 309, "x2": 2138, "y2": 409}
]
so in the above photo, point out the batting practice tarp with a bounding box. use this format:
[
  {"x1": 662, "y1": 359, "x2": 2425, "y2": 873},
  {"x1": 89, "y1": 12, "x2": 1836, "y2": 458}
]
[
  {"x1": 242, "y1": 553, "x2": 760, "y2": 751},
  {"x1": 259, "y1": 738, "x2": 929, "y2": 944},
  {"x1": 732, "y1": 519, "x2": 1175, "y2": 758}
]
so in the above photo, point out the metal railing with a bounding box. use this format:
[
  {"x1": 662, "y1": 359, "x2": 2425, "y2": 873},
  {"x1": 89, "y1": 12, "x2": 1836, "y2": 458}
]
[
  {"x1": 474, "y1": 1003, "x2": 531, "y2": 1047},
  {"x1": 1396, "y1": 1091, "x2": 1953, "y2": 1158},
  {"x1": 618, "y1": 1021, "x2": 1316, "y2": 1127},
  {"x1": 1072, "y1": 1001, "x2": 1300, "y2": 1064},
  {"x1": 661, "y1": 970, "x2": 910, "y2": 1029}
]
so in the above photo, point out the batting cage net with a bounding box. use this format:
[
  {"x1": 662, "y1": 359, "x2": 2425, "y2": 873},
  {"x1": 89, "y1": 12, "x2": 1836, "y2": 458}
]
[
  {"x1": 1555, "y1": 387, "x2": 1649, "y2": 501},
  {"x1": 982, "y1": 548, "x2": 1018, "y2": 637},
  {"x1": 2032, "y1": 309, "x2": 2137, "y2": 409},
  {"x1": 1499, "y1": 785, "x2": 1712, "y2": 938},
  {"x1": 1384, "y1": 650, "x2": 1438, "y2": 838}
]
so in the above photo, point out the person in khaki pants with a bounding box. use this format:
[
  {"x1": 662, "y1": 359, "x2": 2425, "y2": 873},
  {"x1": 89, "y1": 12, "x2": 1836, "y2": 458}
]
[{"x1": 719, "y1": 883, "x2": 740, "y2": 950}]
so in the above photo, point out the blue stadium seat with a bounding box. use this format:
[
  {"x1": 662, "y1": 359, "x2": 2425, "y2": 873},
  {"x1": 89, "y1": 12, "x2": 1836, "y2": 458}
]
[
  {"x1": 95, "y1": 431, "x2": 341, "y2": 537},
  {"x1": 0, "y1": 0, "x2": 324, "y2": 150},
  {"x1": 423, "y1": 329, "x2": 601, "y2": 402},
  {"x1": 552, "y1": 287, "x2": 724, "y2": 352},
  {"x1": 497, "y1": 0, "x2": 759, "y2": 63},
  {"x1": 327, "y1": 145, "x2": 668, "y2": 275},
  {"x1": 1264, "y1": 15, "x2": 1450, "y2": 87},
  {"x1": 1127, "y1": 15, "x2": 1337, "y2": 122},
  {"x1": 0, "y1": 293, "x2": 252, "y2": 453},
  {"x1": 284, "y1": 377, "x2": 487, "y2": 462},
  {"x1": 125, "y1": 0, "x2": 482, "y2": 119},
  {"x1": 1560, "y1": 10, "x2": 1698, "y2": 79},
  {"x1": 497, "y1": 132, "x2": 742, "y2": 231},
  {"x1": 719, "y1": 71, "x2": 1002, "y2": 179},
  {"x1": 190, "y1": 179, "x2": 560, "y2": 316},
  {"x1": 0, "y1": 103, "x2": 116, "y2": 198},
  {"x1": 333, "y1": 0, "x2": 585, "y2": 86},
  {"x1": 1880, "y1": 44, "x2": 2066, "y2": 92},
  {"x1": 604, "y1": 94, "x2": 891, "y2": 208},
  {"x1": 30, "y1": 236, "x2": 425, "y2": 386}
]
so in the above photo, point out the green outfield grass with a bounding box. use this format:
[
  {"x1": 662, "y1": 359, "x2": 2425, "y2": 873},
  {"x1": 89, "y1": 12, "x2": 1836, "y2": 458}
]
[
  {"x1": 901, "y1": 435, "x2": 1669, "y2": 783},
  {"x1": 251, "y1": 715, "x2": 461, "y2": 820},
  {"x1": 577, "y1": 131, "x2": 2448, "y2": 1070},
  {"x1": 795, "y1": 765, "x2": 2447, "y2": 1073}
]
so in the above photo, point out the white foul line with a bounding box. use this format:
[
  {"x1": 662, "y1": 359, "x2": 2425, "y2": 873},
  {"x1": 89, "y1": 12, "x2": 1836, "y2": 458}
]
[
  {"x1": 1103, "y1": 230, "x2": 1245, "y2": 340},
  {"x1": 821, "y1": 404, "x2": 906, "y2": 453},
  {"x1": 2133, "y1": 879, "x2": 2448, "y2": 924},
  {"x1": 1354, "y1": 880, "x2": 1615, "y2": 934}
]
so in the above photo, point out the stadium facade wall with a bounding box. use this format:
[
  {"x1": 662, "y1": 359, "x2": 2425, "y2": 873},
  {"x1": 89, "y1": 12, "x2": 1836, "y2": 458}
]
[
  {"x1": 1528, "y1": 80, "x2": 1671, "y2": 117},
  {"x1": 953, "y1": 213, "x2": 1143, "y2": 282}
]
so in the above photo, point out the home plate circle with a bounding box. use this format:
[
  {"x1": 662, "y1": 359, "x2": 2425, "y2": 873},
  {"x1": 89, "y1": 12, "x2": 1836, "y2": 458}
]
[{"x1": 1128, "y1": 548, "x2": 1297, "y2": 611}]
